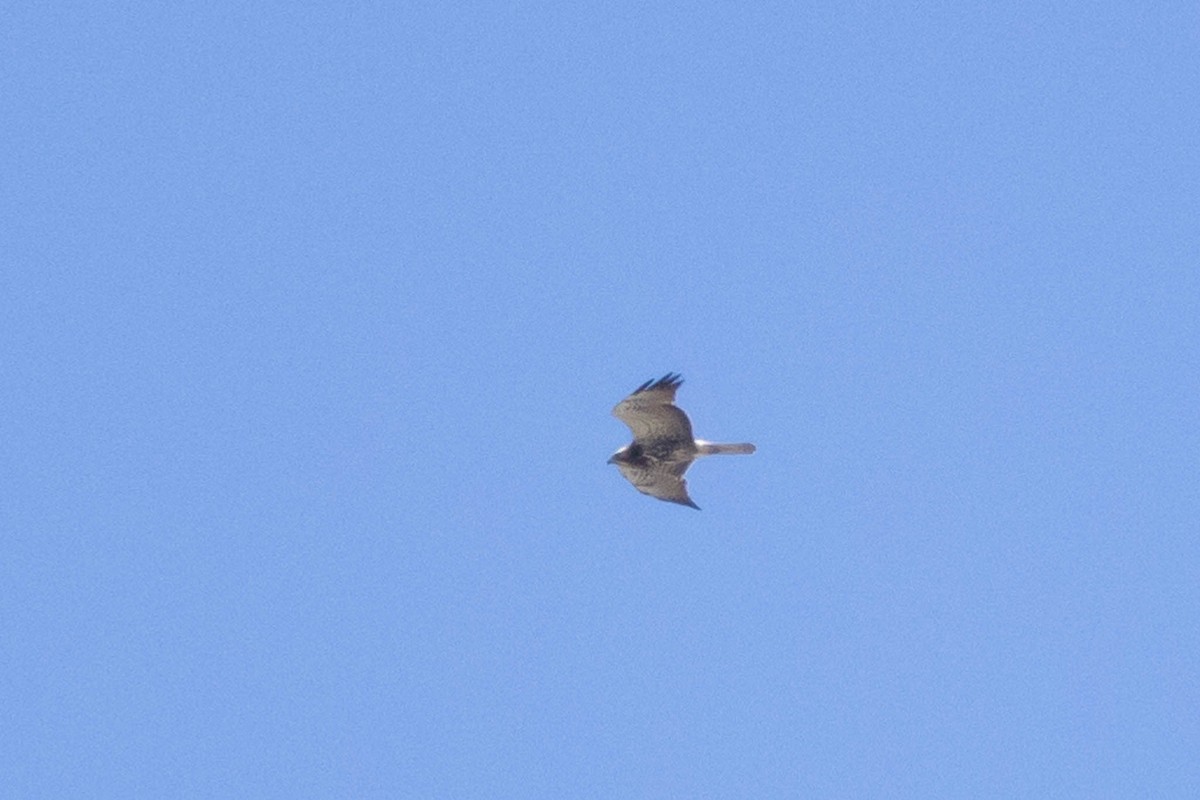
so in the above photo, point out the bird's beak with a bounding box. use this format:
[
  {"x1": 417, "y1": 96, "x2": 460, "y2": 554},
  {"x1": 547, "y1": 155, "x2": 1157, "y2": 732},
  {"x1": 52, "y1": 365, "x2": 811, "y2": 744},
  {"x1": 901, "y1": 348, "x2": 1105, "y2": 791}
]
[{"x1": 606, "y1": 455, "x2": 616, "y2": 465}]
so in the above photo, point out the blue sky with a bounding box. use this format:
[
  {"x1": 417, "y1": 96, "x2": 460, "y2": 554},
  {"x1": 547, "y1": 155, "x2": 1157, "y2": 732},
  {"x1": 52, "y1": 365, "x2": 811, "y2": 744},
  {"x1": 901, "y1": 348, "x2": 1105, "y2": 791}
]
[{"x1": 4, "y1": 2, "x2": 1198, "y2": 796}]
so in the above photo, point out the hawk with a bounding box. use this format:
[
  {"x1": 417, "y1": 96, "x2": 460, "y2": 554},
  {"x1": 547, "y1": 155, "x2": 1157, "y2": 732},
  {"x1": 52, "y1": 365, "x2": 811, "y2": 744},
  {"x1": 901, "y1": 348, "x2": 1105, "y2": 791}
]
[{"x1": 608, "y1": 373, "x2": 756, "y2": 509}]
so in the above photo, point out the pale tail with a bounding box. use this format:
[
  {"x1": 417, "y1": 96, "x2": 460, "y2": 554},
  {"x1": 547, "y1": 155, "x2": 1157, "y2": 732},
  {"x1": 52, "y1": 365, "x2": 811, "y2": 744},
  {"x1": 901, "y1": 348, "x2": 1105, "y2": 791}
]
[{"x1": 695, "y1": 441, "x2": 756, "y2": 456}]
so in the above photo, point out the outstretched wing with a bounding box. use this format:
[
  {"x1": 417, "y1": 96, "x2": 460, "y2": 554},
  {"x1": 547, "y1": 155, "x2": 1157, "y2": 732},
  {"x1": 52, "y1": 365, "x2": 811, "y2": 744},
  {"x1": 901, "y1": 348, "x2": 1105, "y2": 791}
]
[
  {"x1": 612, "y1": 460, "x2": 700, "y2": 509},
  {"x1": 612, "y1": 373, "x2": 694, "y2": 443}
]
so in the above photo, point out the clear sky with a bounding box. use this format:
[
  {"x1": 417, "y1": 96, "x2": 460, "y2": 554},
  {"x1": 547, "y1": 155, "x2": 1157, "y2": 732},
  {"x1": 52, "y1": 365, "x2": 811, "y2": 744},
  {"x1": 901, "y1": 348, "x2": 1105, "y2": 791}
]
[{"x1": 4, "y1": 2, "x2": 1198, "y2": 797}]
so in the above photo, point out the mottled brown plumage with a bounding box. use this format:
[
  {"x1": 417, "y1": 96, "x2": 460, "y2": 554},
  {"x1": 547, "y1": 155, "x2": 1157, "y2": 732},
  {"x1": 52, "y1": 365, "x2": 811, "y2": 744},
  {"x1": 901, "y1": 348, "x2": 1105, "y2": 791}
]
[{"x1": 608, "y1": 373, "x2": 755, "y2": 509}]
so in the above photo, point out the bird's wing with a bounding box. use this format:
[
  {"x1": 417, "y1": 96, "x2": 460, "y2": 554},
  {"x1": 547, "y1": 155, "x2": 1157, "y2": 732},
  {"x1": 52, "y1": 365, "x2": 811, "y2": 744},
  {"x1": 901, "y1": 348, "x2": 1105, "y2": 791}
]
[
  {"x1": 612, "y1": 460, "x2": 700, "y2": 509},
  {"x1": 612, "y1": 373, "x2": 694, "y2": 442}
]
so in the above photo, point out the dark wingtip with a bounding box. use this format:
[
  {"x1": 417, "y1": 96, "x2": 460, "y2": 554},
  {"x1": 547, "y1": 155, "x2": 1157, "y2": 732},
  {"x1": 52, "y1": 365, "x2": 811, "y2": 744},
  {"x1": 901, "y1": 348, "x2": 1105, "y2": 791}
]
[{"x1": 634, "y1": 372, "x2": 684, "y2": 394}]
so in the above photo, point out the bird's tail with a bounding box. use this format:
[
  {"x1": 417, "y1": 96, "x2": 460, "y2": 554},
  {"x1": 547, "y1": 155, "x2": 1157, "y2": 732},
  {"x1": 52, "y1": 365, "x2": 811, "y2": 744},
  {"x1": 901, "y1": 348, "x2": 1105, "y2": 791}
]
[{"x1": 695, "y1": 441, "x2": 756, "y2": 456}]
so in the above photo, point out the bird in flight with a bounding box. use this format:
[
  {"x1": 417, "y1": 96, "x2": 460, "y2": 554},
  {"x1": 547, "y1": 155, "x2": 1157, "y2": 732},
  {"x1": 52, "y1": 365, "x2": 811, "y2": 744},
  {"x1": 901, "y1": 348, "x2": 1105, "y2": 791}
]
[{"x1": 608, "y1": 373, "x2": 755, "y2": 509}]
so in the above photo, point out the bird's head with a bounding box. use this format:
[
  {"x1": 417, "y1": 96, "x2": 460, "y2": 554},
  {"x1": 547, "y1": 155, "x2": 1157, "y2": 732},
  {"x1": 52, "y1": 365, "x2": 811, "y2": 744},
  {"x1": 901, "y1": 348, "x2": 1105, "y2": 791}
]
[{"x1": 607, "y1": 445, "x2": 629, "y2": 465}]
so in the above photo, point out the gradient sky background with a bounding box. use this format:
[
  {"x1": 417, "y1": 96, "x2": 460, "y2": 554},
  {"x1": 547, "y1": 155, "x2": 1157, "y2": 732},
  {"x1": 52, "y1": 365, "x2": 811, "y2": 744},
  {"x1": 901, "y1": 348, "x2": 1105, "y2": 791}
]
[{"x1": 4, "y1": 2, "x2": 1198, "y2": 797}]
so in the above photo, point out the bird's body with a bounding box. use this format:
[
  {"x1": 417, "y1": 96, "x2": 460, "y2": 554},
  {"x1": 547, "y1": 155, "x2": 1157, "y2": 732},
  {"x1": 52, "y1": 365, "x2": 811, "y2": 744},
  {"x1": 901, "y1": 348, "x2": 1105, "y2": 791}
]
[{"x1": 608, "y1": 373, "x2": 755, "y2": 509}]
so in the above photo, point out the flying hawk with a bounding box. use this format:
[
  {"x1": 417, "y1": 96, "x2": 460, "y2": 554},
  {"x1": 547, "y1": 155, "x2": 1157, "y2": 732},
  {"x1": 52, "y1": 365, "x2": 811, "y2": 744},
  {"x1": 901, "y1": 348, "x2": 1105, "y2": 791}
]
[{"x1": 608, "y1": 373, "x2": 756, "y2": 509}]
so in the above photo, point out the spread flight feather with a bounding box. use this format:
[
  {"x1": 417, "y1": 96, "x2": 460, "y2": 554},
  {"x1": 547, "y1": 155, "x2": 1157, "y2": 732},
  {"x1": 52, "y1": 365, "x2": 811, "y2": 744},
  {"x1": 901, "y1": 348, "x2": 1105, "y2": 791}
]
[{"x1": 608, "y1": 373, "x2": 755, "y2": 509}]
